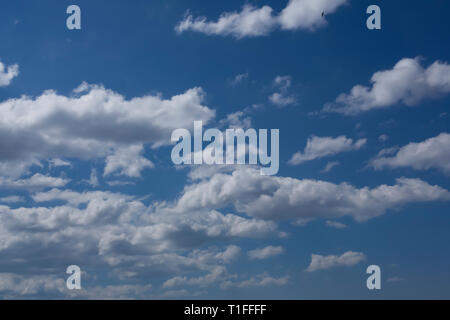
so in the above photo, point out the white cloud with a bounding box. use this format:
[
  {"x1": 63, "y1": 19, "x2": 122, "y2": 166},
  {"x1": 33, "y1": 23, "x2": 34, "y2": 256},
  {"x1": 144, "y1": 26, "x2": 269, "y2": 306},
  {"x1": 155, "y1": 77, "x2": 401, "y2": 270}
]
[
  {"x1": 231, "y1": 73, "x2": 249, "y2": 85},
  {"x1": 371, "y1": 133, "x2": 450, "y2": 174},
  {"x1": 0, "y1": 173, "x2": 70, "y2": 191},
  {"x1": 289, "y1": 136, "x2": 367, "y2": 165},
  {"x1": 0, "y1": 60, "x2": 19, "y2": 86},
  {"x1": 0, "y1": 186, "x2": 278, "y2": 290},
  {"x1": 0, "y1": 84, "x2": 214, "y2": 178},
  {"x1": 221, "y1": 273, "x2": 289, "y2": 289},
  {"x1": 279, "y1": 0, "x2": 347, "y2": 31},
  {"x1": 0, "y1": 196, "x2": 25, "y2": 203},
  {"x1": 1, "y1": 165, "x2": 448, "y2": 297},
  {"x1": 104, "y1": 145, "x2": 154, "y2": 178},
  {"x1": 0, "y1": 273, "x2": 66, "y2": 298},
  {"x1": 324, "y1": 58, "x2": 450, "y2": 115},
  {"x1": 176, "y1": 0, "x2": 348, "y2": 38},
  {"x1": 325, "y1": 220, "x2": 347, "y2": 229},
  {"x1": 248, "y1": 245, "x2": 284, "y2": 260},
  {"x1": 306, "y1": 251, "x2": 366, "y2": 272},
  {"x1": 219, "y1": 111, "x2": 252, "y2": 129},
  {"x1": 176, "y1": 167, "x2": 450, "y2": 222},
  {"x1": 321, "y1": 161, "x2": 340, "y2": 173},
  {"x1": 269, "y1": 75, "x2": 296, "y2": 107},
  {"x1": 269, "y1": 92, "x2": 296, "y2": 107},
  {"x1": 176, "y1": 5, "x2": 277, "y2": 39}
]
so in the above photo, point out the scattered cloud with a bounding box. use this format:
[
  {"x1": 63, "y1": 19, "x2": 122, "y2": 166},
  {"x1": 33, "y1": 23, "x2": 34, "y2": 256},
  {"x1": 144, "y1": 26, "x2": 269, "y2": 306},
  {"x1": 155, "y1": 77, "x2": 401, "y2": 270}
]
[
  {"x1": 0, "y1": 173, "x2": 70, "y2": 191},
  {"x1": 176, "y1": 0, "x2": 348, "y2": 39},
  {"x1": 49, "y1": 158, "x2": 72, "y2": 169},
  {"x1": 324, "y1": 58, "x2": 450, "y2": 115},
  {"x1": 371, "y1": 133, "x2": 450, "y2": 174},
  {"x1": 306, "y1": 251, "x2": 366, "y2": 272},
  {"x1": 325, "y1": 220, "x2": 347, "y2": 229},
  {"x1": 176, "y1": 167, "x2": 450, "y2": 222},
  {"x1": 231, "y1": 73, "x2": 249, "y2": 85},
  {"x1": 221, "y1": 273, "x2": 289, "y2": 289},
  {"x1": 219, "y1": 111, "x2": 252, "y2": 129},
  {"x1": 0, "y1": 84, "x2": 214, "y2": 178},
  {"x1": 269, "y1": 75, "x2": 296, "y2": 107},
  {"x1": 289, "y1": 136, "x2": 367, "y2": 165},
  {"x1": 88, "y1": 168, "x2": 100, "y2": 187},
  {"x1": 321, "y1": 161, "x2": 340, "y2": 173},
  {"x1": 0, "y1": 59, "x2": 19, "y2": 86}
]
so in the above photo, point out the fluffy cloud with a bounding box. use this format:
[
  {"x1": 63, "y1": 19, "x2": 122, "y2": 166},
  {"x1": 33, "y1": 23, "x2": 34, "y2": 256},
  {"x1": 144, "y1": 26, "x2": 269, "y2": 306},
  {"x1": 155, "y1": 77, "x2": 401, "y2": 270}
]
[
  {"x1": 0, "y1": 60, "x2": 19, "y2": 86},
  {"x1": 176, "y1": 167, "x2": 450, "y2": 222},
  {"x1": 324, "y1": 58, "x2": 450, "y2": 115},
  {"x1": 371, "y1": 133, "x2": 450, "y2": 174},
  {"x1": 1, "y1": 166, "x2": 449, "y2": 297},
  {"x1": 289, "y1": 136, "x2": 367, "y2": 165},
  {"x1": 306, "y1": 251, "x2": 366, "y2": 272},
  {"x1": 0, "y1": 184, "x2": 280, "y2": 297},
  {"x1": 279, "y1": 0, "x2": 347, "y2": 31},
  {"x1": 175, "y1": 0, "x2": 348, "y2": 38},
  {"x1": 248, "y1": 245, "x2": 284, "y2": 260},
  {"x1": 0, "y1": 84, "x2": 214, "y2": 178},
  {"x1": 104, "y1": 145, "x2": 154, "y2": 178},
  {"x1": 176, "y1": 5, "x2": 276, "y2": 38},
  {"x1": 269, "y1": 75, "x2": 296, "y2": 107}
]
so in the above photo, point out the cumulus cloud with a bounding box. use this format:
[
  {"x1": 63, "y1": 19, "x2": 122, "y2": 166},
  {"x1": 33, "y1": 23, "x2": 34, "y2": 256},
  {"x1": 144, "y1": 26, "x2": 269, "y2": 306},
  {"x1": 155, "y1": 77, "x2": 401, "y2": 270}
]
[
  {"x1": 269, "y1": 92, "x2": 296, "y2": 107},
  {"x1": 371, "y1": 133, "x2": 450, "y2": 174},
  {"x1": 289, "y1": 136, "x2": 367, "y2": 165},
  {"x1": 1, "y1": 166, "x2": 449, "y2": 297},
  {"x1": 48, "y1": 158, "x2": 72, "y2": 169},
  {"x1": 104, "y1": 145, "x2": 154, "y2": 178},
  {"x1": 0, "y1": 60, "x2": 19, "y2": 86},
  {"x1": 219, "y1": 111, "x2": 252, "y2": 129},
  {"x1": 176, "y1": 5, "x2": 277, "y2": 39},
  {"x1": 0, "y1": 183, "x2": 280, "y2": 298},
  {"x1": 176, "y1": 167, "x2": 450, "y2": 222},
  {"x1": 279, "y1": 0, "x2": 347, "y2": 31},
  {"x1": 175, "y1": 0, "x2": 348, "y2": 38},
  {"x1": 306, "y1": 251, "x2": 366, "y2": 272},
  {"x1": 248, "y1": 245, "x2": 284, "y2": 260},
  {"x1": 324, "y1": 58, "x2": 450, "y2": 115},
  {"x1": 0, "y1": 84, "x2": 214, "y2": 178},
  {"x1": 88, "y1": 168, "x2": 100, "y2": 187},
  {"x1": 0, "y1": 173, "x2": 70, "y2": 191}
]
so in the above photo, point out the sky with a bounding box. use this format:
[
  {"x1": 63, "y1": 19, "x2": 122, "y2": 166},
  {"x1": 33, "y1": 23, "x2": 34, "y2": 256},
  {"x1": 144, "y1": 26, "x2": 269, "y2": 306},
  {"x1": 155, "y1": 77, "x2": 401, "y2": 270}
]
[{"x1": 0, "y1": 0, "x2": 449, "y2": 299}]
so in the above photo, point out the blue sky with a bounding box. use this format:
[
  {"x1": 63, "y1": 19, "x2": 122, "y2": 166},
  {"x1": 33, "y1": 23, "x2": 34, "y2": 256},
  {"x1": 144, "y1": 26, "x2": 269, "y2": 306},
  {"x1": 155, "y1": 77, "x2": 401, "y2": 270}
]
[{"x1": 0, "y1": 0, "x2": 449, "y2": 299}]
